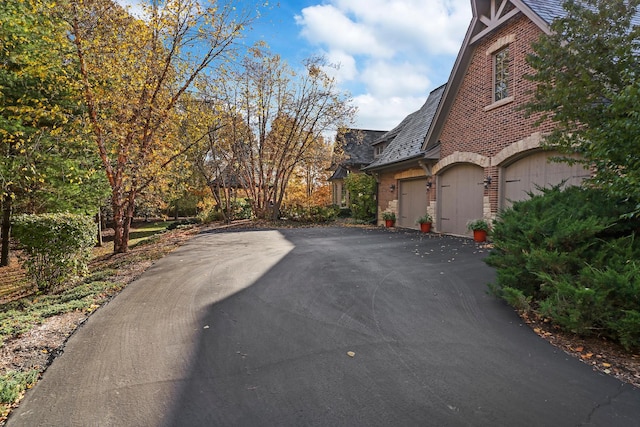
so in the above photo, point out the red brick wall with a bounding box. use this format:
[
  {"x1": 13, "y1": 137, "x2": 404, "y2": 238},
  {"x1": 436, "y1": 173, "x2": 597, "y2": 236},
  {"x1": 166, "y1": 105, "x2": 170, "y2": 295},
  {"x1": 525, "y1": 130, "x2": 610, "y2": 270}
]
[
  {"x1": 440, "y1": 15, "x2": 554, "y2": 159},
  {"x1": 376, "y1": 172, "x2": 398, "y2": 223}
]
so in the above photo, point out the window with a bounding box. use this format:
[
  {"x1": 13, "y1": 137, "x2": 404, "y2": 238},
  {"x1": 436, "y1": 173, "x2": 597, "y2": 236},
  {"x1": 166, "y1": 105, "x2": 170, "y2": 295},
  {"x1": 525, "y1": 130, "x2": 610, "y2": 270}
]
[{"x1": 494, "y1": 47, "x2": 509, "y2": 102}]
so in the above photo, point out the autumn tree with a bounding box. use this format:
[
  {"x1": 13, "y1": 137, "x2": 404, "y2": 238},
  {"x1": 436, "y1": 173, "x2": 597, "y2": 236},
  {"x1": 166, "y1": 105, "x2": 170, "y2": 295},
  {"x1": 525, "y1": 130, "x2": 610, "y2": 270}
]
[
  {"x1": 0, "y1": 0, "x2": 105, "y2": 266},
  {"x1": 525, "y1": 0, "x2": 640, "y2": 216},
  {"x1": 67, "y1": 0, "x2": 255, "y2": 252},
  {"x1": 283, "y1": 138, "x2": 333, "y2": 209},
  {"x1": 178, "y1": 91, "x2": 245, "y2": 222},
  {"x1": 209, "y1": 49, "x2": 355, "y2": 220}
]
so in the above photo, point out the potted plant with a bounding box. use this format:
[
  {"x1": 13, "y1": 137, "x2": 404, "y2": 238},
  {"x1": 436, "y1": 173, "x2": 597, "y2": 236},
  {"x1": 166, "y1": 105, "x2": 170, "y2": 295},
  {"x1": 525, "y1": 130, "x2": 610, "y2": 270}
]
[
  {"x1": 382, "y1": 211, "x2": 396, "y2": 228},
  {"x1": 467, "y1": 218, "x2": 490, "y2": 242},
  {"x1": 416, "y1": 213, "x2": 433, "y2": 233}
]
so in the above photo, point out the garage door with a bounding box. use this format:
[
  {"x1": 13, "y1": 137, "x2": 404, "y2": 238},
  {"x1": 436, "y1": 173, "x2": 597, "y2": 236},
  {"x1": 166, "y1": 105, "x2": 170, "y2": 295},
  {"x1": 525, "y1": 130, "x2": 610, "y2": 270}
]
[
  {"x1": 439, "y1": 164, "x2": 484, "y2": 235},
  {"x1": 398, "y1": 178, "x2": 428, "y2": 229},
  {"x1": 502, "y1": 151, "x2": 589, "y2": 208}
]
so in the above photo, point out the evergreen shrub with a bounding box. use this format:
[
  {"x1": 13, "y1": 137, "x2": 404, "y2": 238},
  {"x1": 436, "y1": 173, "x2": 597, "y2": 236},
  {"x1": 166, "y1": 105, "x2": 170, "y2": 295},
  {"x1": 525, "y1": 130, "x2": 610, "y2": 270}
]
[
  {"x1": 12, "y1": 213, "x2": 95, "y2": 292},
  {"x1": 486, "y1": 185, "x2": 640, "y2": 349}
]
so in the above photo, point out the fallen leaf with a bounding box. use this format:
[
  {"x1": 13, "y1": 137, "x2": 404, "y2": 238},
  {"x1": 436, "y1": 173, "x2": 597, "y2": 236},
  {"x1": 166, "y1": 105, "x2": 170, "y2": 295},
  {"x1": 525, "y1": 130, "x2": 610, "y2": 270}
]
[
  {"x1": 533, "y1": 328, "x2": 542, "y2": 334},
  {"x1": 581, "y1": 352, "x2": 594, "y2": 360},
  {"x1": 347, "y1": 351, "x2": 355, "y2": 358},
  {"x1": 602, "y1": 363, "x2": 612, "y2": 368},
  {"x1": 575, "y1": 346, "x2": 584, "y2": 352}
]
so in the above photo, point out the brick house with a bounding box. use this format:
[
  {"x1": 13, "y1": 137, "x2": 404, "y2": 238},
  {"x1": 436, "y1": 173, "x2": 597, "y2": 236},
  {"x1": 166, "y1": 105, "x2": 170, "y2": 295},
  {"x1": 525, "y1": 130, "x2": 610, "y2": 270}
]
[
  {"x1": 328, "y1": 128, "x2": 386, "y2": 207},
  {"x1": 425, "y1": 0, "x2": 592, "y2": 236},
  {"x1": 371, "y1": 0, "x2": 591, "y2": 235}
]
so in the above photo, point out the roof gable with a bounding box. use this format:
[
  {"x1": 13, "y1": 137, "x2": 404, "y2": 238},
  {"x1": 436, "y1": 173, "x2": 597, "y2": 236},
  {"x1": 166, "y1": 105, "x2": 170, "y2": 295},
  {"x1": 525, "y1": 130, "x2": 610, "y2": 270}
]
[
  {"x1": 333, "y1": 128, "x2": 387, "y2": 167},
  {"x1": 424, "y1": 0, "x2": 640, "y2": 151},
  {"x1": 423, "y1": 0, "x2": 558, "y2": 151}
]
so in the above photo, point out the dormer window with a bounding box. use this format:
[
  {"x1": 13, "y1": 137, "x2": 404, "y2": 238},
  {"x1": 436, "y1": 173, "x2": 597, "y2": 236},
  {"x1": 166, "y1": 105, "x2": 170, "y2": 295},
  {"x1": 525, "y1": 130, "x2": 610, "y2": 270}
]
[{"x1": 494, "y1": 47, "x2": 510, "y2": 102}]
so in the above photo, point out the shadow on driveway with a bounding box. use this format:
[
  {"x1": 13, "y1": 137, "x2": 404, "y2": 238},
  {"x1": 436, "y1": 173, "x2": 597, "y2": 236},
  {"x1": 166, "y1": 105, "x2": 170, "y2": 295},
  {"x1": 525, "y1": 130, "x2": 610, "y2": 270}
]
[{"x1": 163, "y1": 227, "x2": 640, "y2": 426}]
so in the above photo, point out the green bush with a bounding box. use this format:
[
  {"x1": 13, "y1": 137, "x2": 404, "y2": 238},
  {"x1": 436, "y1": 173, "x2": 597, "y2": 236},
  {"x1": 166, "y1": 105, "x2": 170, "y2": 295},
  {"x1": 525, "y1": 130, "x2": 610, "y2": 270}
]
[
  {"x1": 343, "y1": 173, "x2": 376, "y2": 222},
  {"x1": 486, "y1": 186, "x2": 640, "y2": 350},
  {"x1": 280, "y1": 205, "x2": 339, "y2": 223},
  {"x1": 12, "y1": 213, "x2": 95, "y2": 292},
  {"x1": 166, "y1": 218, "x2": 200, "y2": 230}
]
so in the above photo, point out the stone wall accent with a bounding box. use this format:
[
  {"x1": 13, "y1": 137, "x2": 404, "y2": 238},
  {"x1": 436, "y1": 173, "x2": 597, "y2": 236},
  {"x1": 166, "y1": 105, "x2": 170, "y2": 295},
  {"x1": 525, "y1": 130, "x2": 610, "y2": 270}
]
[
  {"x1": 432, "y1": 151, "x2": 490, "y2": 175},
  {"x1": 394, "y1": 168, "x2": 426, "y2": 180},
  {"x1": 492, "y1": 132, "x2": 544, "y2": 166}
]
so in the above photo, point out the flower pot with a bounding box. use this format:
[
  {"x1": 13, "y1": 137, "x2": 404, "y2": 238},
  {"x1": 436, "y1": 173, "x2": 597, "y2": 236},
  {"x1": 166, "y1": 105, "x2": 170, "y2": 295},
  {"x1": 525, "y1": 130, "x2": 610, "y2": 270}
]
[
  {"x1": 420, "y1": 222, "x2": 431, "y2": 233},
  {"x1": 473, "y1": 229, "x2": 487, "y2": 242},
  {"x1": 385, "y1": 219, "x2": 395, "y2": 228}
]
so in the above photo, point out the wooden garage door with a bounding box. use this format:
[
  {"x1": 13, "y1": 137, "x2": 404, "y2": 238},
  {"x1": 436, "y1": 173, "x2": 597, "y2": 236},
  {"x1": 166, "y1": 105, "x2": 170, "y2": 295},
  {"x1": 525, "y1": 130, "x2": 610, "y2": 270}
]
[
  {"x1": 439, "y1": 164, "x2": 484, "y2": 235},
  {"x1": 398, "y1": 178, "x2": 428, "y2": 229},
  {"x1": 502, "y1": 151, "x2": 589, "y2": 208}
]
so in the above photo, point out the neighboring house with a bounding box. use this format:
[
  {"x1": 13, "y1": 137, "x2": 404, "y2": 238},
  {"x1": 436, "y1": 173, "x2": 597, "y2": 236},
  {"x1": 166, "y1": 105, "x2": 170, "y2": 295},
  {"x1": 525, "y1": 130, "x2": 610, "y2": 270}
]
[
  {"x1": 328, "y1": 128, "x2": 386, "y2": 207},
  {"x1": 370, "y1": 0, "x2": 592, "y2": 235},
  {"x1": 364, "y1": 85, "x2": 446, "y2": 229}
]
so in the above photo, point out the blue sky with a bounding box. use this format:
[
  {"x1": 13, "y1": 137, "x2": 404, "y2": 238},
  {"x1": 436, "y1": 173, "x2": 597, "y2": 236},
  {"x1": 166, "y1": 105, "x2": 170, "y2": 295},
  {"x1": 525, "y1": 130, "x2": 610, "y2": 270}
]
[{"x1": 118, "y1": 0, "x2": 472, "y2": 132}]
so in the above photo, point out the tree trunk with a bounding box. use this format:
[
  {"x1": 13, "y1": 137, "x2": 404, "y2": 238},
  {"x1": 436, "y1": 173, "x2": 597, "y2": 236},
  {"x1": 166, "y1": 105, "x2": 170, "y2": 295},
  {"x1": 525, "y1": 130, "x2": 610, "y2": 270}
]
[
  {"x1": 1, "y1": 193, "x2": 12, "y2": 267},
  {"x1": 112, "y1": 205, "x2": 127, "y2": 253},
  {"x1": 96, "y1": 211, "x2": 103, "y2": 247}
]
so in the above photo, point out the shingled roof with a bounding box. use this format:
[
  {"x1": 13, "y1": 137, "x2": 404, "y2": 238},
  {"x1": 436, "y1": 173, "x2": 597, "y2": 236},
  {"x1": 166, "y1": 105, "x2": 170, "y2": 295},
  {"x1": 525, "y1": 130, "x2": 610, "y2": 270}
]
[
  {"x1": 523, "y1": 0, "x2": 640, "y2": 25},
  {"x1": 365, "y1": 84, "x2": 446, "y2": 171},
  {"x1": 522, "y1": 0, "x2": 565, "y2": 23},
  {"x1": 327, "y1": 128, "x2": 387, "y2": 181}
]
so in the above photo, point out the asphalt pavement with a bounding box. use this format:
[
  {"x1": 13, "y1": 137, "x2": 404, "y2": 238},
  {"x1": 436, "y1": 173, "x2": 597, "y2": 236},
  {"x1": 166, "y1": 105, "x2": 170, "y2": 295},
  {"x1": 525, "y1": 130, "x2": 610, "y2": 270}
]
[{"x1": 7, "y1": 227, "x2": 640, "y2": 426}]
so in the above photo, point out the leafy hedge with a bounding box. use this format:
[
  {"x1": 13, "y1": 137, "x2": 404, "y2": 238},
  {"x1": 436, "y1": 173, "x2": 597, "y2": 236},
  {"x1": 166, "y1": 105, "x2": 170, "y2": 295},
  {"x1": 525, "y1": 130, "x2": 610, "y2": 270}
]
[
  {"x1": 486, "y1": 186, "x2": 640, "y2": 350},
  {"x1": 12, "y1": 213, "x2": 95, "y2": 292},
  {"x1": 280, "y1": 205, "x2": 339, "y2": 223},
  {"x1": 343, "y1": 173, "x2": 376, "y2": 222}
]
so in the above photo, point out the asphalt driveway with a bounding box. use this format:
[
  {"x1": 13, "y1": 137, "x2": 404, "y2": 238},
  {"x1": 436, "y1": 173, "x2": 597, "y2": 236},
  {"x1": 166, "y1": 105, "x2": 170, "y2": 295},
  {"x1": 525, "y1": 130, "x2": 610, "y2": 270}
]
[{"x1": 8, "y1": 227, "x2": 640, "y2": 426}]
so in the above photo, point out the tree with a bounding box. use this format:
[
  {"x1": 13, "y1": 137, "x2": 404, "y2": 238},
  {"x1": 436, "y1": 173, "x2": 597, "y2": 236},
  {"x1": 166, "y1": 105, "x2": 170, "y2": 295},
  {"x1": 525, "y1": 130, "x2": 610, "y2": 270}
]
[
  {"x1": 0, "y1": 0, "x2": 104, "y2": 266},
  {"x1": 283, "y1": 138, "x2": 333, "y2": 209},
  {"x1": 525, "y1": 0, "x2": 640, "y2": 216},
  {"x1": 179, "y1": 92, "x2": 243, "y2": 222},
  {"x1": 67, "y1": 0, "x2": 255, "y2": 253},
  {"x1": 211, "y1": 48, "x2": 355, "y2": 220}
]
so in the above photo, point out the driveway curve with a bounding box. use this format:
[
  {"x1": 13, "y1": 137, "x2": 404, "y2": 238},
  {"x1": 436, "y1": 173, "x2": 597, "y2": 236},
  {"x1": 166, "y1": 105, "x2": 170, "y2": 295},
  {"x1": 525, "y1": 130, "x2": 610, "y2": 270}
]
[{"x1": 8, "y1": 227, "x2": 640, "y2": 426}]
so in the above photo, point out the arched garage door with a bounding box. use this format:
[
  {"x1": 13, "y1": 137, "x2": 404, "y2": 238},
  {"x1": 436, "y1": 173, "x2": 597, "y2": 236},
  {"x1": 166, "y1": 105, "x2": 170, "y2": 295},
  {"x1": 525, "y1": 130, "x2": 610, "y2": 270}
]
[
  {"x1": 398, "y1": 178, "x2": 428, "y2": 229},
  {"x1": 438, "y1": 164, "x2": 484, "y2": 235},
  {"x1": 501, "y1": 151, "x2": 589, "y2": 209}
]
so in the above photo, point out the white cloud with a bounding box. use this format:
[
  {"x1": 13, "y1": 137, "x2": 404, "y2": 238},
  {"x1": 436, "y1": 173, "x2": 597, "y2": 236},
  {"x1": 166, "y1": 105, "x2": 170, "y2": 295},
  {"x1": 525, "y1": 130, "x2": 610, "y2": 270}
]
[
  {"x1": 295, "y1": 0, "x2": 471, "y2": 130},
  {"x1": 322, "y1": 50, "x2": 358, "y2": 82},
  {"x1": 353, "y1": 94, "x2": 426, "y2": 131},
  {"x1": 360, "y1": 60, "x2": 431, "y2": 98},
  {"x1": 295, "y1": 5, "x2": 394, "y2": 58}
]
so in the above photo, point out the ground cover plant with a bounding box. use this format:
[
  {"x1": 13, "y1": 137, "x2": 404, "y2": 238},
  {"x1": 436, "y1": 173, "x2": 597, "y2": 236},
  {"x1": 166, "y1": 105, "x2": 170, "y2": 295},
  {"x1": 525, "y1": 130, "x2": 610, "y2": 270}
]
[{"x1": 486, "y1": 185, "x2": 640, "y2": 350}]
